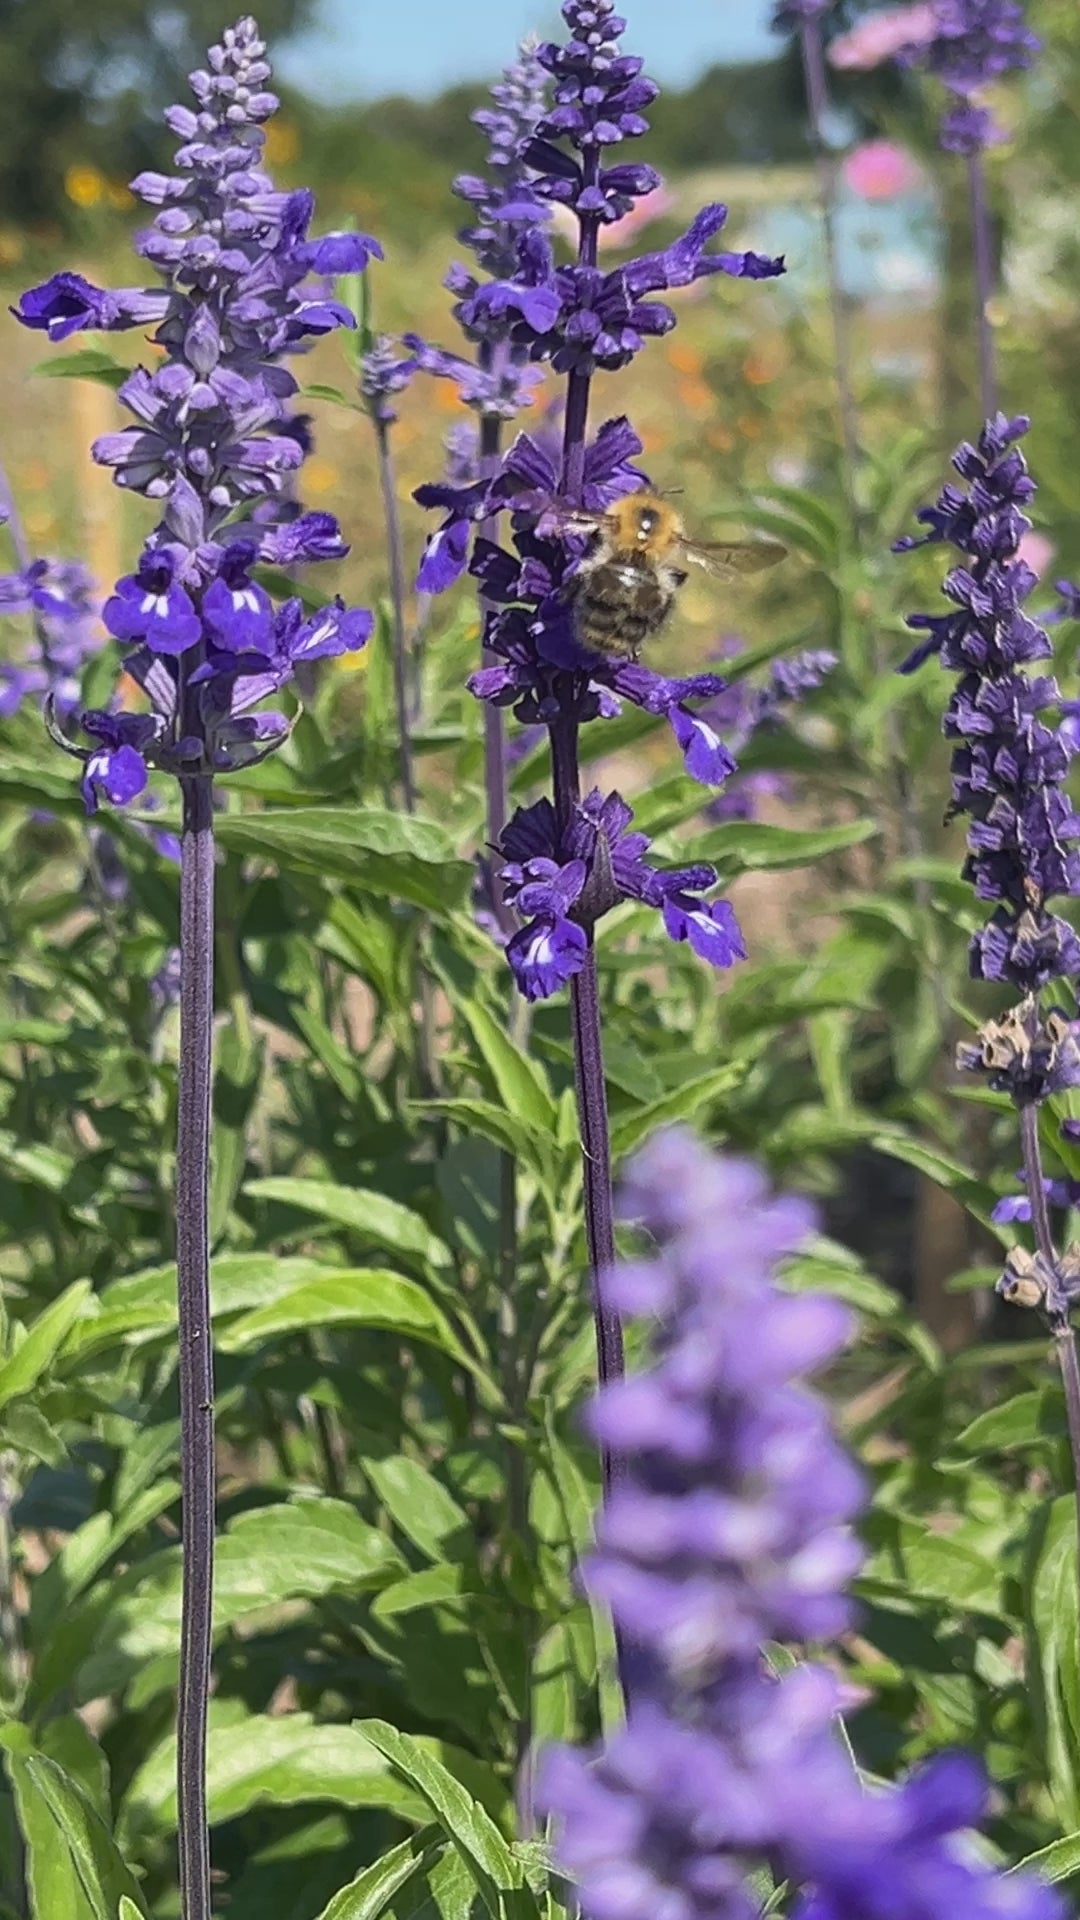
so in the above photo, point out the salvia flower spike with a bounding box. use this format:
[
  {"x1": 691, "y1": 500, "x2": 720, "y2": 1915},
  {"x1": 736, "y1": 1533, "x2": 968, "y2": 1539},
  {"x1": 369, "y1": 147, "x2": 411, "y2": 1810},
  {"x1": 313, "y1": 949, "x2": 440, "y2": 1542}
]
[
  {"x1": 540, "y1": 1128, "x2": 1065, "y2": 1920},
  {"x1": 897, "y1": 416, "x2": 1080, "y2": 1582},
  {"x1": 16, "y1": 19, "x2": 378, "y2": 1920}
]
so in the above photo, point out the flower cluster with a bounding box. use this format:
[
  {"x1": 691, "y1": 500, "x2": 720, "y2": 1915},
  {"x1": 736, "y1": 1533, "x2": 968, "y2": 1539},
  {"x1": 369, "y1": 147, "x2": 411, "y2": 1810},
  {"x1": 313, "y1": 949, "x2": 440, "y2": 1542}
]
[
  {"x1": 15, "y1": 17, "x2": 374, "y2": 809},
  {"x1": 539, "y1": 1128, "x2": 1063, "y2": 1920},
  {"x1": 701, "y1": 646, "x2": 837, "y2": 821},
  {"x1": 0, "y1": 554, "x2": 101, "y2": 719},
  {"x1": 404, "y1": 40, "x2": 551, "y2": 430},
  {"x1": 899, "y1": 0, "x2": 1040, "y2": 152},
  {"x1": 896, "y1": 414, "x2": 1080, "y2": 1004},
  {"x1": 500, "y1": 793, "x2": 745, "y2": 1001}
]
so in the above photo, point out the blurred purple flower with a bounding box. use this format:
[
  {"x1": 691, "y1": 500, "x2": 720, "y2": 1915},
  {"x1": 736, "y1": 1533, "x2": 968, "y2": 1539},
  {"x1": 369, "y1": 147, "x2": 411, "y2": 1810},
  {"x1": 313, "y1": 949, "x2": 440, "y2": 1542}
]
[
  {"x1": 539, "y1": 1128, "x2": 1064, "y2": 1920},
  {"x1": 0, "y1": 555, "x2": 101, "y2": 719},
  {"x1": 898, "y1": 0, "x2": 1040, "y2": 151}
]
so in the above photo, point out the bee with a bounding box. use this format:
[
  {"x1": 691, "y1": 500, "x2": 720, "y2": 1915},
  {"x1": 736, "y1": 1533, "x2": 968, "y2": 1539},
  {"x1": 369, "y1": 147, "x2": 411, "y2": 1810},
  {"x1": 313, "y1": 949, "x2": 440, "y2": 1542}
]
[{"x1": 559, "y1": 491, "x2": 785, "y2": 660}]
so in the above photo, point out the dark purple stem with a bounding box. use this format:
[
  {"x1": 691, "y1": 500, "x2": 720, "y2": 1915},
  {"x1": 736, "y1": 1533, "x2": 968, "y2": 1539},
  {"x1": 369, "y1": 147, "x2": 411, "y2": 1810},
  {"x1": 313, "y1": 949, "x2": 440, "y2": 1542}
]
[
  {"x1": 966, "y1": 149, "x2": 998, "y2": 421},
  {"x1": 1020, "y1": 1100, "x2": 1080, "y2": 1602},
  {"x1": 176, "y1": 770, "x2": 215, "y2": 1920},
  {"x1": 549, "y1": 708, "x2": 624, "y2": 1499},
  {"x1": 478, "y1": 398, "x2": 515, "y2": 937},
  {"x1": 798, "y1": 17, "x2": 861, "y2": 493},
  {"x1": 547, "y1": 161, "x2": 624, "y2": 1493},
  {"x1": 374, "y1": 419, "x2": 417, "y2": 813}
]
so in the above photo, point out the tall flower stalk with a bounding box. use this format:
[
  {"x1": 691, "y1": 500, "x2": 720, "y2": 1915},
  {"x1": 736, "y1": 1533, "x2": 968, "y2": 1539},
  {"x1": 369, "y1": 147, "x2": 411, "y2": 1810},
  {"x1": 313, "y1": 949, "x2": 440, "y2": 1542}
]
[
  {"x1": 15, "y1": 19, "x2": 374, "y2": 1915},
  {"x1": 539, "y1": 1127, "x2": 1064, "y2": 1920},
  {"x1": 899, "y1": 0, "x2": 1040, "y2": 419},
  {"x1": 414, "y1": 0, "x2": 783, "y2": 1498},
  {"x1": 775, "y1": 0, "x2": 862, "y2": 498},
  {"x1": 410, "y1": 37, "x2": 550, "y2": 916},
  {"x1": 896, "y1": 414, "x2": 1080, "y2": 1564}
]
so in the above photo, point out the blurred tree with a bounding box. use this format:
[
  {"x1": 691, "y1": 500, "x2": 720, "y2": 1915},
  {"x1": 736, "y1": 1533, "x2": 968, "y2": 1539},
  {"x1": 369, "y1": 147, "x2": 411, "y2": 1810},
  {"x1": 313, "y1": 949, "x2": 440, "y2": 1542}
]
[{"x1": 0, "y1": 0, "x2": 314, "y2": 228}]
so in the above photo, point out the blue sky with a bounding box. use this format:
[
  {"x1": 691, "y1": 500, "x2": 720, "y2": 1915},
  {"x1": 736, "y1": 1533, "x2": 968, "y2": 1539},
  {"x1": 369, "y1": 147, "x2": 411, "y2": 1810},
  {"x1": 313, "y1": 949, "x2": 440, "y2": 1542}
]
[{"x1": 276, "y1": 0, "x2": 779, "y2": 102}]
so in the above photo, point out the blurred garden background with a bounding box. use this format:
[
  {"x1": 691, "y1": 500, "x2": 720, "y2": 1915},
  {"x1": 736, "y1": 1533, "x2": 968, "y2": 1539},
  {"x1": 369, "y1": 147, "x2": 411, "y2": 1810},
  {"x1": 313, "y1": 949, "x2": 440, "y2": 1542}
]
[{"x1": 3, "y1": 0, "x2": 1080, "y2": 1335}]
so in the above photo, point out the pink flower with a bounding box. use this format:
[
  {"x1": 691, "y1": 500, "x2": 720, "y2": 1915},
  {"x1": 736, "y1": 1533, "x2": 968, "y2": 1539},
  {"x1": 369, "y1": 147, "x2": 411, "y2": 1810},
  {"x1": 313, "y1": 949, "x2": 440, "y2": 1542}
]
[
  {"x1": 1018, "y1": 530, "x2": 1055, "y2": 578},
  {"x1": 829, "y1": 3, "x2": 935, "y2": 70},
  {"x1": 596, "y1": 183, "x2": 677, "y2": 254},
  {"x1": 843, "y1": 139, "x2": 922, "y2": 200}
]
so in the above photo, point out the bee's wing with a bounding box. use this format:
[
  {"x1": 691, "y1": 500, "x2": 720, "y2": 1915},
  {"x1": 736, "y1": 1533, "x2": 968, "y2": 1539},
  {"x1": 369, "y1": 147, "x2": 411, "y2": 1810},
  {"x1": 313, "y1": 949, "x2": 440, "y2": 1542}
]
[{"x1": 677, "y1": 537, "x2": 787, "y2": 579}]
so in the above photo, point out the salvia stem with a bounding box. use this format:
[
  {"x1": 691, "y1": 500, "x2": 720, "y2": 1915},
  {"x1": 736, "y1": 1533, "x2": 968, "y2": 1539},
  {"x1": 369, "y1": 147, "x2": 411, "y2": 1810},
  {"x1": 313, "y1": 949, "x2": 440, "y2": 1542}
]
[
  {"x1": 176, "y1": 770, "x2": 216, "y2": 1920},
  {"x1": 798, "y1": 17, "x2": 861, "y2": 494},
  {"x1": 374, "y1": 420, "x2": 418, "y2": 813},
  {"x1": 549, "y1": 708, "x2": 624, "y2": 1495},
  {"x1": 966, "y1": 149, "x2": 998, "y2": 420},
  {"x1": 478, "y1": 409, "x2": 514, "y2": 931},
  {"x1": 1019, "y1": 1101, "x2": 1080, "y2": 1599},
  {"x1": 373, "y1": 422, "x2": 444, "y2": 1095}
]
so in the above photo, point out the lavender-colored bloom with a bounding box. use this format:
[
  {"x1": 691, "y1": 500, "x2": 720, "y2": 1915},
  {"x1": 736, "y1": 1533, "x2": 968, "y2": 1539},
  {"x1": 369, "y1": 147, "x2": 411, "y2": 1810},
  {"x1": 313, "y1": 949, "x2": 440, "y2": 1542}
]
[
  {"x1": 539, "y1": 1129, "x2": 1063, "y2": 1920},
  {"x1": 472, "y1": 204, "x2": 783, "y2": 380},
  {"x1": 499, "y1": 792, "x2": 744, "y2": 1001},
  {"x1": 0, "y1": 555, "x2": 101, "y2": 718},
  {"x1": 359, "y1": 335, "x2": 419, "y2": 427},
  {"x1": 1048, "y1": 579, "x2": 1080, "y2": 625},
  {"x1": 20, "y1": 17, "x2": 373, "y2": 802},
  {"x1": 992, "y1": 1172, "x2": 1080, "y2": 1225},
  {"x1": 407, "y1": 40, "x2": 551, "y2": 436},
  {"x1": 899, "y1": 0, "x2": 1039, "y2": 150},
  {"x1": 896, "y1": 415, "x2": 1080, "y2": 992}
]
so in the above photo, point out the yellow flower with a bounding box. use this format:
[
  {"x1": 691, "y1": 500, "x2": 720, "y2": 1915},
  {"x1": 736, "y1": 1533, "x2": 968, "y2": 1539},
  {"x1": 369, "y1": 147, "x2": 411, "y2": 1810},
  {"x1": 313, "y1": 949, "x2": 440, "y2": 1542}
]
[{"x1": 64, "y1": 164, "x2": 105, "y2": 208}]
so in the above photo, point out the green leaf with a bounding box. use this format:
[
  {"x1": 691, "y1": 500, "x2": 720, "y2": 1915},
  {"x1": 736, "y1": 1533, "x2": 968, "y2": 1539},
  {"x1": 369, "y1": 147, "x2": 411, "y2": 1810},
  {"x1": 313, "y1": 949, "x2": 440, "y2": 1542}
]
[
  {"x1": 680, "y1": 819, "x2": 878, "y2": 876},
  {"x1": 210, "y1": 1017, "x2": 263, "y2": 1244},
  {"x1": 1024, "y1": 1496, "x2": 1080, "y2": 1830},
  {"x1": 218, "y1": 1271, "x2": 477, "y2": 1372},
  {"x1": 411, "y1": 1099, "x2": 549, "y2": 1167},
  {"x1": 363, "y1": 1454, "x2": 472, "y2": 1562},
  {"x1": 314, "y1": 1831, "x2": 444, "y2": 1920},
  {"x1": 610, "y1": 1066, "x2": 741, "y2": 1159},
  {"x1": 2, "y1": 1733, "x2": 148, "y2": 1920},
  {"x1": 119, "y1": 1713, "x2": 427, "y2": 1846},
  {"x1": 1010, "y1": 1832, "x2": 1080, "y2": 1885},
  {"x1": 953, "y1": 1391, "x2": 1067, "y2": 1455},
  {"x1": 37, "y1": 1500, "x2": 404, "y2": 1707},
  {"x1": 861, "y1": 1517, "x2": 1004, "y2": 1617},
  {"x1": 215, "y1": 808, "x2": 472, "y2": 914},
  {"x1": 33, "y1": 348, "x2": 129, "y2": 390},
  {"x1": 243, "y1": 1178, "x2": 451, "y2": 1270},
  {"x1": 0, "y1": 1282, "x2": 94, "y2": 1412},
  {"x1": 0, "y1": 754, "x2": 82, "y2": 812},
  {"x1": 65, "y1": 1253, "x2": 332, "y2": 1357},
  {"x1": 356, "y1": 1722, "x2": 526, "y2": 1920},
  {"x1": 455, "y1": 997, "x2": 556, "y2": 1135}
]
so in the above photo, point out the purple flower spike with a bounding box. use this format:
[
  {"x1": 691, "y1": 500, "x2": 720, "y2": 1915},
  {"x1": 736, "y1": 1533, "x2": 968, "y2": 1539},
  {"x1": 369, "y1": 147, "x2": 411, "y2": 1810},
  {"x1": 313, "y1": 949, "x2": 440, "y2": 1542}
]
[
  {"x1": 897, "y1": 415, "x2": 1080, "y2": 996},
  {"x1": 898, "y1": 0, "x2": 1040, "y2": 152},
  {"x1": 26, "y1": 13, "x2": 377, "y2": 807},
  {"x1": 539, "y1": 1129, "x2": 1065, "y2": 1920}
]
